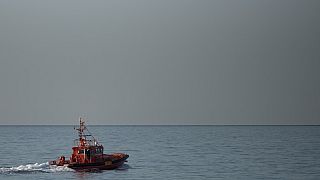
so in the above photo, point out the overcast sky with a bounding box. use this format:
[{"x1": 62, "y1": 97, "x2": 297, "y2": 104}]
[{"x1": 0, "y1": 0, "x2": 319, "y2": 125}]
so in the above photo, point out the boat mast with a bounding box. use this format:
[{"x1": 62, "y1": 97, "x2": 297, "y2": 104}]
[
  {"x1": 75, "y1": 116, "x2": 100, "y2": 147},
  {"x1": 78, "y1": 117, "x2": 85, "y2": 139},
  {"x1": 76, "y1": 117, "x2": 86, "y2": 146}
]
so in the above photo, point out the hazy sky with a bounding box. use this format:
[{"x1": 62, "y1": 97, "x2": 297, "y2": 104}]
[{"x1": 0, "y1": 0, "x2": 319, "y2": 125}]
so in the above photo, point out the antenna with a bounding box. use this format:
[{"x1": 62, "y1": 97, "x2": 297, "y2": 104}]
[{"x1": 74, "y1": 115, "x2": 100, "y2": 147}]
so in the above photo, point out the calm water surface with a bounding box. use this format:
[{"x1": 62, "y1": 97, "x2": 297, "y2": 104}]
[{"x1": 0, "y1": 126, "x2": 319, "y2": 179}]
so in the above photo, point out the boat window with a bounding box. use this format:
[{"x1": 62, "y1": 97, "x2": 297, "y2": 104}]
[
  {"x1": 91, "y1": 149, "x2": 95, "y2": 154},
  {"x1": 78, "y1": 150, "x2": 84, "y2": 154}
]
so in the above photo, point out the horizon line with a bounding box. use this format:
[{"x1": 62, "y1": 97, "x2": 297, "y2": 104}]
[{"x1": 0, "y1": 124, "x2": 319, "y2": 126}]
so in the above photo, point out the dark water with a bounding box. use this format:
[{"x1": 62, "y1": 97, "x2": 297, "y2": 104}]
[{"x1": 0, "y1": 126, "x2": 319, "y2": 179}]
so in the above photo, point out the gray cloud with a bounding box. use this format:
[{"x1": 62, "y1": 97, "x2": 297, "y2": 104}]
[{"x1": 0, "y1": 0, "x2": 319, "y2": 125}]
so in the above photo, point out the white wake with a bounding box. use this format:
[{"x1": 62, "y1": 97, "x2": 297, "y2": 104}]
[{"x1": 0, "y1": 162, "x2": 74, "y2": 174}]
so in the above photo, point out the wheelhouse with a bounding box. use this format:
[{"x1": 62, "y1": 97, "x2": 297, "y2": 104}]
[{"x1": 70, "y1": 117, "x2": 104, "y2": 164}]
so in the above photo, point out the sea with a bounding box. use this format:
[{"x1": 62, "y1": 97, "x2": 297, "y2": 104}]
[{"x1": 0, "y1": 125, "x2": 319, "y2": 180}]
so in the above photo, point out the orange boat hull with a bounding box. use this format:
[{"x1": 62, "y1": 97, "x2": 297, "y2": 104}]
[{"x1": 50, "y1": 153, "x2": 129, "y2": 171}]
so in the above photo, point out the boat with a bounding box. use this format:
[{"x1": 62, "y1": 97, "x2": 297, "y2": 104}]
[{"x1": 49, "y1": 117, "x2": 129, "y2": 170}]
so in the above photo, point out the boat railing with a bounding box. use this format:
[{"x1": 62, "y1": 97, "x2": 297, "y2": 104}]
[{"x1": 73, "y1": 138, "x2": 99, "y2": 147}]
